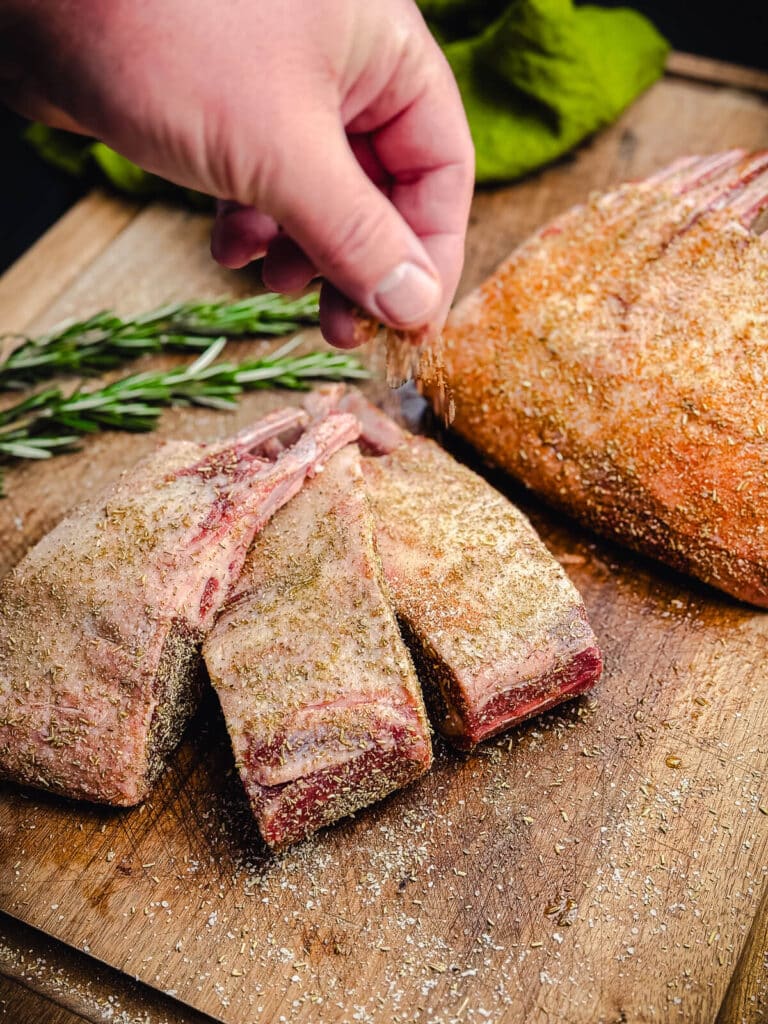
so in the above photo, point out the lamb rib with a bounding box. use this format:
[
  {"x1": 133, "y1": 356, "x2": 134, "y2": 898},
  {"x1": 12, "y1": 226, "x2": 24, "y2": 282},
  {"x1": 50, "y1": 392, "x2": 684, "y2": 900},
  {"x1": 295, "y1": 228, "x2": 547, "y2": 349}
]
[
  {"x1": 430, "y1": 150, "x2": 768, "y2": 606},
  {"x1": 308, "y1": 389, "x2": 602, "y2": 748},
  {"x1": 362, "y1": 434, "x2": 601, "y2": 747},
  {"x1": 0, "y1": 409, "x2": 359, "y2": 805},
  {"x1": 203, "y1": 444, "x2": 431, "y2": 848}
]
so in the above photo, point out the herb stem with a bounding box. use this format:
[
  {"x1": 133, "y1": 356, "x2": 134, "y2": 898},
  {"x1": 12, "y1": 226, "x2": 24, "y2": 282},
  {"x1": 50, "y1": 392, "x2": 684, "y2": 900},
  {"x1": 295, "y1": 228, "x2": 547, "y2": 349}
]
[
  {"x1": 0, "y1": 336, "x2": 368, "y2": 495},
  {"x1": 0, "y1": 293, "x2": 321, "y2": 388}
]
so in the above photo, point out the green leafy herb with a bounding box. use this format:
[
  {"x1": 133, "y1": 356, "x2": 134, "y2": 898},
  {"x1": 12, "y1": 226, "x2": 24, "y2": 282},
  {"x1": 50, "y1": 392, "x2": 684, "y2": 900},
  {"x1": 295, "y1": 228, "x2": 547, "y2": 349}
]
[
  {"x1": 0, "y1": 337, "x2": 368, "y2": 495},
  {"x1": 0, "y1": 293, "x2": 321, "y2": 388}
]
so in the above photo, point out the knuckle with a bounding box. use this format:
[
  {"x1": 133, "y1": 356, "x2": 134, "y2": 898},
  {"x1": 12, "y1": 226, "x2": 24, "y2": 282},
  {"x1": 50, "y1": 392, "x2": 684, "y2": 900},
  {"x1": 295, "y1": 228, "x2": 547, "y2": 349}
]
[
  {"x1": 240, "y1": 145, "x2": 287, "y2": 209},
  {"x1": 316, "y1": 195, "x2": 393, "y2": 275},
  {"x1": 452, "y1": 148, "x2": 476, "y2": 191},
  {"x1": 201, "y1": 108, "x2": 286, "y2": 206}
]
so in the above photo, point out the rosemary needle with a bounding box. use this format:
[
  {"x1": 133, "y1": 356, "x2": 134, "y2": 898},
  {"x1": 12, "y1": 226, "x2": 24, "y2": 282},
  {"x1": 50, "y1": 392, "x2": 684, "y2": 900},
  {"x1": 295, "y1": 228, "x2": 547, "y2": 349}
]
[
  {"x1": 0, "y1": 292, "x2": 321, "y2": 388},
  {"x1": 0, "y1": 337, "x2": 368, "y2": 495}
]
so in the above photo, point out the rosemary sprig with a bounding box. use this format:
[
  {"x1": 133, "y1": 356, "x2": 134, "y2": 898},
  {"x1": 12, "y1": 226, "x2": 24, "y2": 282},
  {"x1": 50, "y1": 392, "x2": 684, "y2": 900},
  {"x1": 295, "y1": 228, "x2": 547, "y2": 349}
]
[
  {"x1": 0, "y1": 293, "x2": 321, "y2": 388},
  {"x1": 0, "y1": 337, "x2": 368, "y2": 494}
]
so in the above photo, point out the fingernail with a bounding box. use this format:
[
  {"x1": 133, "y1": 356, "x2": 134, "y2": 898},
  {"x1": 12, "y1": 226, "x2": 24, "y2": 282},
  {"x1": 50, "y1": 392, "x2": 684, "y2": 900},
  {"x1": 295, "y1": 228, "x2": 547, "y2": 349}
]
[{"x1": 373, "y1": 262, "x2": 442, "y2": 327}]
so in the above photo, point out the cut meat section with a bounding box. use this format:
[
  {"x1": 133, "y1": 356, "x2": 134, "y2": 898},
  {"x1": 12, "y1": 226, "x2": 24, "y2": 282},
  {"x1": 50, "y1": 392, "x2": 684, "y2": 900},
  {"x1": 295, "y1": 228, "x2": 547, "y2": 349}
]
[
  {"x1": 0, "y1": 409, "x2": 359, "y2": 805},
  {"x1": 203, "y1": 445, "x2": 432, "y2": 848},
  {"x1": 360, "y1": 432, "x2": 602, "y2": 748},
  {"x1": 302, "y1": 388, "x2": 602, "y2": 748}
]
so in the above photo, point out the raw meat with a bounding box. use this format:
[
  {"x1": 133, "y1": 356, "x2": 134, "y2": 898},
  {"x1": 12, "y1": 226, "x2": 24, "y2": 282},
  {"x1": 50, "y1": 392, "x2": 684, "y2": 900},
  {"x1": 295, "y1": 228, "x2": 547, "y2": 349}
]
[
  {"x1": 304, "y1": 384, "x2": 404, "y2": 454},
  {"x1": 361, "y1": 432, "x2": 602, "y2": 747},
  {"x1": 203, "y1": 445, "x2": 432, "y2": 848},
  {"x1": 0, "y1": 409, "x2": 359, "y2": 804},
  {"x1": 431, "y1": 150, "x2": 768, "y2": 606}
]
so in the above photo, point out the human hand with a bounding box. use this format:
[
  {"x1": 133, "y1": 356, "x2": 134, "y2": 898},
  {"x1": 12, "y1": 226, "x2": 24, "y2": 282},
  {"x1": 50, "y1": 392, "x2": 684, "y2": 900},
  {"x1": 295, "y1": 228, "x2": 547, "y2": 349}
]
[{"x1": 0, "y1": 0, "x2": 474, "y2": 346}]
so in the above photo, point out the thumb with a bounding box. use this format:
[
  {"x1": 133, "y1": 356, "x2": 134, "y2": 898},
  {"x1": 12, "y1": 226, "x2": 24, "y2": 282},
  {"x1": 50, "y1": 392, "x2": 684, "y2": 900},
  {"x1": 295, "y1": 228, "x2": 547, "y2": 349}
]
[{"x1": 259, "y1": 116, "x2": 443, "y2": 331}]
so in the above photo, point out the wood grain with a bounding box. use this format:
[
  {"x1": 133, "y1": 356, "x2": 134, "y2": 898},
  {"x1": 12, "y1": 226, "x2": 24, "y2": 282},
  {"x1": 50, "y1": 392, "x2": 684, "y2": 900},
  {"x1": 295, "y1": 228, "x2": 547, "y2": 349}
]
[
  {"x1": 0, "y1": 976, "x2": 87, "y2": 1024},
  {"x1": 0, "y1": 911, "x2": 218, "y2": 1024},
  {"x1": 666, "y1": 51, "x2": 768, "y2": 96},
  {"x1": 0, "y1": 191, "x2": 138, "y2": 335},
  {"x1": 717, "y1": 883, "x2": 768, "y2": 1024},
  {"x1": 0, "y1": 71, "x2": 767, "y2": 1024}
]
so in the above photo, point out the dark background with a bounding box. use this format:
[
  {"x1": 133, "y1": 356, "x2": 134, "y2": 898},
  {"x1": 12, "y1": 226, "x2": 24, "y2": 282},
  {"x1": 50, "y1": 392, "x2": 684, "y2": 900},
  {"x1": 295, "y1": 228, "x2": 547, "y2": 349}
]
[
  {"x1": 0, "y1": 2, "x2": 765, "y2": 274},
  {"x1": 601, "y1": 0, "x2": 765, "y2": 70}
]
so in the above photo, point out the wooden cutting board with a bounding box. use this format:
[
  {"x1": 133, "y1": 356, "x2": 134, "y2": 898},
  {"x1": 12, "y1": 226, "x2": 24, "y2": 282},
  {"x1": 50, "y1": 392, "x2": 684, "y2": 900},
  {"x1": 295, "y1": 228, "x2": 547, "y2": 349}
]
[{"x1": 1, "y1": 58, "x2": 768, "y2": 1024}]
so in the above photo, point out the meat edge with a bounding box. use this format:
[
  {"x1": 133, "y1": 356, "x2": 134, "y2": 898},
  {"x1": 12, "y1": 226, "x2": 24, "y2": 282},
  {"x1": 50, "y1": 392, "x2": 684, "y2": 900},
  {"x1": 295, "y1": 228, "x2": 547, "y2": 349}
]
[
  {"x1": 239, "y1": 704, "x2": 433, "y2": 849},
  {"x1": 397, "y1": 610, "x2": 603, "y2": 750}
]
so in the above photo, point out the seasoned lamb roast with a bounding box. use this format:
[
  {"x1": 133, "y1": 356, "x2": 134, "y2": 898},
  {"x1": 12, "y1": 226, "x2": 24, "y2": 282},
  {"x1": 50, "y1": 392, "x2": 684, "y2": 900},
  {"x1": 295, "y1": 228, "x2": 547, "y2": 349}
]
[{"x1": 431, "y1": 150, "x2": 768, "y2": 606}]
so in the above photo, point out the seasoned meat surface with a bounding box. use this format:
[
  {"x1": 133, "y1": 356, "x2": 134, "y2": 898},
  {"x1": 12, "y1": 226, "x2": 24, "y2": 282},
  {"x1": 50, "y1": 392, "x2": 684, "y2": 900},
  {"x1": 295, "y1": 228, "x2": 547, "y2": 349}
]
[
  {"x1": 435, "y1": 151, "x2": 768, "y2": 606},
  {"x1": 361, "y1": 434, "x2": 602, "y2": 747},
  {"x1": 204, "y1": 445, "x2": 432, "y2": 848},
  {"x1": 0, "y1": 410, "x2": 359, "y2": 804}
]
